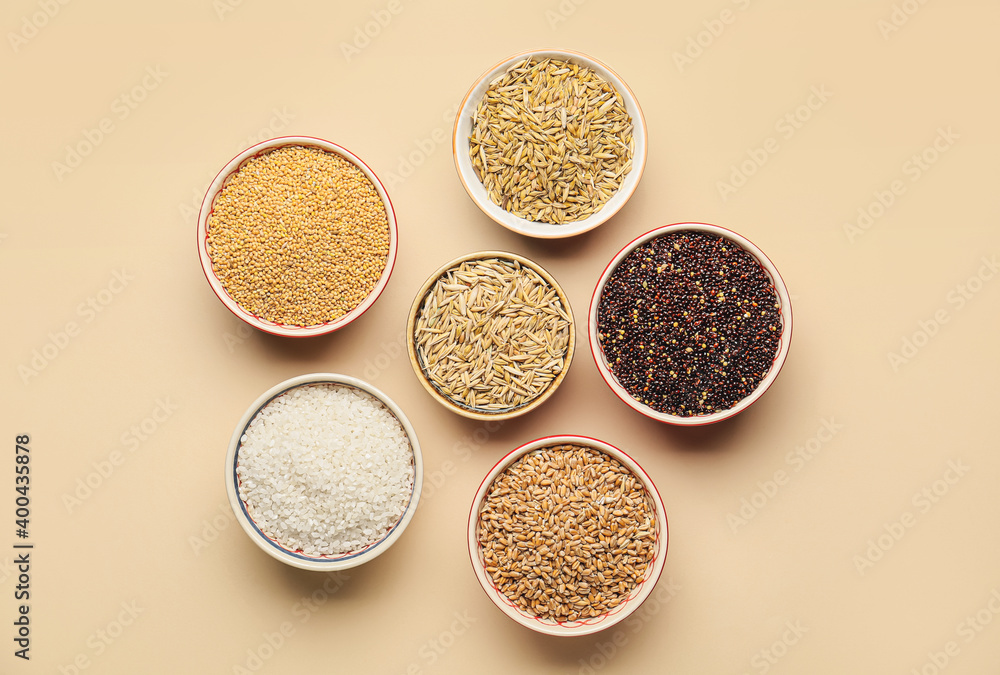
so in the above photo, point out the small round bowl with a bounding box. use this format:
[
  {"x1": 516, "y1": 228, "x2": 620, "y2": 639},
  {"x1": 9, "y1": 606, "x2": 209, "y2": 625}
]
[
  {"x1": 406, "y1": 250, "x2": 575, "y2": 421},
  {"x1": 453, "y1": 48, "x2": 647, "y2": 239},
  {"x1": 589, "y1": 222, "x2": 793, "y2": 426},
  {"x1": 225, "y1": 373, "x2": 423, "y2": 571},
  {"x1": 197, "y1": 136, "x2": 398, "y2": 337},
  {"x1": 468, "y1": 435, "x2": 668, "y2": 636}
]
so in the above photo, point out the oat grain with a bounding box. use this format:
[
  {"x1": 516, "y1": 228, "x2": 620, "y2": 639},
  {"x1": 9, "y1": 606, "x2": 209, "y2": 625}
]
[{"x1": 469, "y1": 58, "x2": 634, "y2": 224}]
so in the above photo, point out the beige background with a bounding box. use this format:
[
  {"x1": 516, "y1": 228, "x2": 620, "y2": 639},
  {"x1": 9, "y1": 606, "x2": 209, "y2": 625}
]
[{"x1": 3, "y1": 0, "x2": 999, "y2": 673}]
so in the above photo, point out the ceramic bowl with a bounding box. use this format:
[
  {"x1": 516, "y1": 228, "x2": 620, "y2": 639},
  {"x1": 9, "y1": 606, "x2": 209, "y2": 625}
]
[
  {"x1": 406, "y1": 250, "x2": 575, "y2": 421},
  {"x1": 197, "y1": 136, "x2": 397, "y2": 337},
  {"x1": 468, "y1": 435, "x2": 668, "y2": 636},
  {"x1": 225, "y1": 373, "x2": 422, "y2": 571},
  {"x1": 589, "y1": 222, "x2": 793, "y2": 425},
  {"x1": 453, "y1": 49, "x2": 647, "y2": 239}
]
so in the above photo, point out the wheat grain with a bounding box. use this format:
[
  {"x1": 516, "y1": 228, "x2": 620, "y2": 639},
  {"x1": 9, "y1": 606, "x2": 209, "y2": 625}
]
[{"x1": 477, "y1": 444, "x2": 657, "y2": 622}]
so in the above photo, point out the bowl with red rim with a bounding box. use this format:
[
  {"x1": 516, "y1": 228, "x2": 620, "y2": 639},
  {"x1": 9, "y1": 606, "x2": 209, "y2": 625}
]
[
  {"x1": 589, "y1": 222, "x2": 792, "y2": 425},
  {"x1": 467, "y1": 435, "x2": 668, "y2": 636},
  {"x1": 197, "y1": 136, "x2": 398, "y2": 337},
  {"x1": 453, "y1": 48, "x2": 647, "y2": 239}
]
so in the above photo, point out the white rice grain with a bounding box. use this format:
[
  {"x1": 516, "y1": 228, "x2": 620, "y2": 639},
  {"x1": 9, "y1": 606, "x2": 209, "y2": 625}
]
[{"x1": 235, "y1": 383, "x2": 414, "y2": 556}]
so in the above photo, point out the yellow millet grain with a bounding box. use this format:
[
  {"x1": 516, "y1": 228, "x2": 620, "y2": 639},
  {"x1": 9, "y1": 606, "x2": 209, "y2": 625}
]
[{"x1": 206, "y1": 145, "x2": 390, "y2": 327}]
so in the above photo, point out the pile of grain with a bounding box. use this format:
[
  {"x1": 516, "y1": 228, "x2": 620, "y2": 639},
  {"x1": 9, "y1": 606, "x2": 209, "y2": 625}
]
[
  {"x1": 207, "y1": 145, "x2": 390, "y2": 327},
  {"x1": 469, "y1": 57, "x2": 634, "y2": 224},
  {"x1": 236, "y1": 383, "x2": 414, "y2": 556},
  {"x1": 597, "y1": 231, "x2": 782, "y2": 416},
  {"x1": 413, "y1": 256, "x2": 572, "y2": 412},
  {"x1": 477, "y1": 444, "x2": 657, "y2": 622}
]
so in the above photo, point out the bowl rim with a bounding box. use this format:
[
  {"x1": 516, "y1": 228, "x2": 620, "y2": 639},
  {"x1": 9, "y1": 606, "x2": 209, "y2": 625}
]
[
  {"x1": 588, "y1": 222, "x2": 793, "y2": 426},
  {"x1": 224, "y1": 373, "x2": 423, "y2": 571},
  {"x1": 405, "y1": 250, "x2": 576, "y2": 421},
  {"x1": 197, "y1": 135, "x2": 398, "y2": 338},
  {"x1": 467, "y1": 434, "x2": 668, "y2": 636},
  {"x1": 452, "y1": 47, "x2": 647, "y2": 239}
]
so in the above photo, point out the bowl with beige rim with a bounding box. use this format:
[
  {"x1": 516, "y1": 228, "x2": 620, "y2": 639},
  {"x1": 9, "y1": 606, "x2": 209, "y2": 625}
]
[{"x1": 406, "y1": 250, "x2": 575, "y2": 420}]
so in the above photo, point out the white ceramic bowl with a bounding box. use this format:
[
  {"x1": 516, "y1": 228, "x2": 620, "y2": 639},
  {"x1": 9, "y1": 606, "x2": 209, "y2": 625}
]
[
  {"x1": 406, "y1": 250, "x2": 575, "y2": 421},
  {"x1": 589, "y1": 222, "x2": 793, "y2": 426},
  {"x1": 197, "y1": 136, "x2": 398, "y2": 337},
  {"x1": 225, "y1": 373, "x2": 422, "y2": 571},
  {"x1": 468, "y1": 435, "x2": 668, "y2": 636},
  {"x1": 453, "y1": 49, "x2": 647, "y2": 239}
]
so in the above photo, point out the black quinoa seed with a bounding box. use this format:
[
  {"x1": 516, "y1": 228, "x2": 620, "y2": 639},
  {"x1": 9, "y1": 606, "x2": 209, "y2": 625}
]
[{"x1": 597, "y1": 231, "x2": 782, "y2": 417}]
